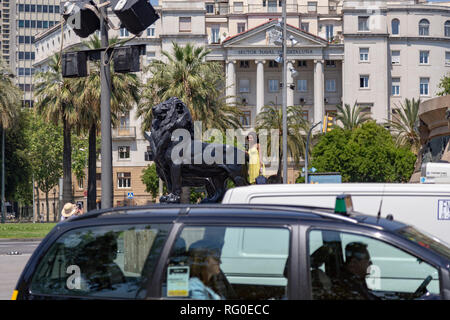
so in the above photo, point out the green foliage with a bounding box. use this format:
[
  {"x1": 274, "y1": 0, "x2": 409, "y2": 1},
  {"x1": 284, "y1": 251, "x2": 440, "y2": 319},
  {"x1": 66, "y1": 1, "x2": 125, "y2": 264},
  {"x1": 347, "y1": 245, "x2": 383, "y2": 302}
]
[
  {"x1": 71, "y1": 134, "x2": 89, "y2": 180},
  {"x1": 437, "y1": 74, "x2": 450, "y2": 96},
  {"x1": 141, "y1": 163, "x2": 163, "y2": 199},
  {"x1": 311, "y1": 121, "x2": 416, "y2": 182},
  {"x1": 384, "y1": 98, "x2": 420, "y2": 155},
  {"x1": 138, "y1": 42, "x2": 242, "y2": 133},
  {"x1": 25, "y1": 112, "x2": 63, "y2": 194},
  {"x1": 335, "y1": 102, "x2": 372, "y2": 130}
]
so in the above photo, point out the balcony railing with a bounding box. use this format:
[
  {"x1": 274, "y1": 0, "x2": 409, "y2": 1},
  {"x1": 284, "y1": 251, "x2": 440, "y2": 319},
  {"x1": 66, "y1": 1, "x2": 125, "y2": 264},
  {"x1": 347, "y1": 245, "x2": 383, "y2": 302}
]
[
  {"x1": 112, "y1": 126, "x2": 136, "y2": 140},
  {"x1": 206, "y1": 4, "x2": 342, "y2": 16}
]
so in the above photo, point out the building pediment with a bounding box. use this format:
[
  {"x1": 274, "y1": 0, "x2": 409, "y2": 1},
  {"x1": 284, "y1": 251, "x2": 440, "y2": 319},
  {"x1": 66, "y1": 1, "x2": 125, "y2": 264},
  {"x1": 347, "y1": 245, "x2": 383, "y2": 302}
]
[{"x1": 223, "y1": 19, "x2": 328, "y2": 48}]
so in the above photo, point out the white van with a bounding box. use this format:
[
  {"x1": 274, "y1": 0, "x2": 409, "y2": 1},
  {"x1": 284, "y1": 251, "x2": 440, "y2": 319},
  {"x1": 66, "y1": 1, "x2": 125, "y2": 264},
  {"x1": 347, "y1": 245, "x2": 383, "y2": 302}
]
[{"x1": 222, "y1": 183, "x2": 450, "y2": 245}]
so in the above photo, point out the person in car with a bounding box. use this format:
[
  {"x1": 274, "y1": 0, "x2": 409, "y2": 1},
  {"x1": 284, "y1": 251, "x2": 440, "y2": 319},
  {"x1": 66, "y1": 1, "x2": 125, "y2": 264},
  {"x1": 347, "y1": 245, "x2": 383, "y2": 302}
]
[
  {"x1": 333, "y1": 242, "x2": 379, "y2": 300},
  {"x1": 188, "y1": 247, "x2": 224, "y2": 300}
]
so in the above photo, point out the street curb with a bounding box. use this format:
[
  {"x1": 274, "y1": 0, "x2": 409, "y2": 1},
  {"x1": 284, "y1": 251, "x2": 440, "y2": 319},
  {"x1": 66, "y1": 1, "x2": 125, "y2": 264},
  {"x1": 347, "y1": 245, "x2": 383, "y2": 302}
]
[{"x1": 0, "y1": 238, "x2": 43, "y2": 242}]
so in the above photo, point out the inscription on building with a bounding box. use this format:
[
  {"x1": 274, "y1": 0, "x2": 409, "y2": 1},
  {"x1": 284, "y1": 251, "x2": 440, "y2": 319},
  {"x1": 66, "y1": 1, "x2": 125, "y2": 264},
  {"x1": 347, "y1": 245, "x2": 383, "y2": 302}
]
[{"x1": 233, "y1": 48, "x2": 314, "y2": 55}]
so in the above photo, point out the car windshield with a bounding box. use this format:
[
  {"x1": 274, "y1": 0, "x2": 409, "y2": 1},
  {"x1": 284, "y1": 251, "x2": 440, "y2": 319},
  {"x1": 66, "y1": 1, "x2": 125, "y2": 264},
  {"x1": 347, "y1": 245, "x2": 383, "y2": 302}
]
[{"x1": 397, "y1": 226, "x2": 450, "y2": 260}]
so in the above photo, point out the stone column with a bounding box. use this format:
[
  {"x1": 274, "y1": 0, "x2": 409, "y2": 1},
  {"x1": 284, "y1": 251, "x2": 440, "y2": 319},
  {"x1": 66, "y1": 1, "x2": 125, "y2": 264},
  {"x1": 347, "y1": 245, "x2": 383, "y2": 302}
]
[
  {"x1": 226, "y1": 60, "x2": 236, "y2": 104},
  {"x1": 314, "y1": 59, "x2": 324, "y2": 124},
  {"x1": 255, "y1": 60, "x2": 265, "y2": 114},
  {"x1": 287, "y1": 60, "x2": 295, "y2": 107}
]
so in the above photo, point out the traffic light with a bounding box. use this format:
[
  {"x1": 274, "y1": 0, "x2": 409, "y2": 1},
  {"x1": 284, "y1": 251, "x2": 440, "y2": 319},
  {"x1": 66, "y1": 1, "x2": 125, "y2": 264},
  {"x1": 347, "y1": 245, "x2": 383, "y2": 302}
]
[
  {"x1": 62, "y1": 1, "x2": 100, "y2": 38},
  {"x1": 322, "y1": 115, "x2": 334, "y2": 133},
  {"x1": 112, "y1": 0, "x2": 160, "y2": 36},
  {"x1": 62, "y1": 51, "x2": 88, "y2": 77},
  {"x1": 113, "y1": 45, "x2": 144, "y2": 73}
]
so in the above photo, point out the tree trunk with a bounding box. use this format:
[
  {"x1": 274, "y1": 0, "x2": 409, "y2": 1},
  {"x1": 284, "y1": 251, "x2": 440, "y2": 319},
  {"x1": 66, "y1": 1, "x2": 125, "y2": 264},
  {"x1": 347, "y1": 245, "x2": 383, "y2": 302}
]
[
  {"x1": 62, "y1": 117, "x2": 73, "y2": 205},
  {"x1": 45, "y1": 191, "x2": 49, "y2": 222},
  {"x1": 87, "y1": 123, "x2": 97, "y2": 211}
]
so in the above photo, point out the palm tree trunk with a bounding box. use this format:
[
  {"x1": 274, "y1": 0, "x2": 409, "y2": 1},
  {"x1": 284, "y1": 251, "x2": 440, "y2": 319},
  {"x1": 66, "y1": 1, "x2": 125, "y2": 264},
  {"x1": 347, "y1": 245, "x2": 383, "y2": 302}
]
[
  {"x1": 62, "y1": 117, "x2": 73, "y2": 205},
  {"x1": 87, "y1": 123, "x2": 97, "y2": 211},
  {"x1": 181, "y1": 187, "x2": 190, "y2": 204}
]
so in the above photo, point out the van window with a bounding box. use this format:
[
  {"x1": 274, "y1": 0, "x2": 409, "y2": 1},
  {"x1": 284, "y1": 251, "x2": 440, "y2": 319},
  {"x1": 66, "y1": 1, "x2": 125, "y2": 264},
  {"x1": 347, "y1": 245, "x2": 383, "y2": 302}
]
[
  {"x1": 162, "y1": 226, "x2": 290, "y2": 300},
  {"x1": 308, "y1": 230, "x2": 440, "y2": 300},
  {"x1": 31, "y1": 224, "x2": 170, "y2": 299}
]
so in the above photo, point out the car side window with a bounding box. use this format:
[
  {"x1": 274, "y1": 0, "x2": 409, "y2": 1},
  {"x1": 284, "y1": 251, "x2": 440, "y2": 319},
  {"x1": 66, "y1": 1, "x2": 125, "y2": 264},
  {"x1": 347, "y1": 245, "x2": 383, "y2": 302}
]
[
  {"x1": 30, "y1": 224, "x2": 170, "y2": 299},
  {"x1": 308, "y1": 230, "x2": 440, "y2": 300},
  {"x1": 162, "y1": 226, "x2": 290, "y2": 300}
]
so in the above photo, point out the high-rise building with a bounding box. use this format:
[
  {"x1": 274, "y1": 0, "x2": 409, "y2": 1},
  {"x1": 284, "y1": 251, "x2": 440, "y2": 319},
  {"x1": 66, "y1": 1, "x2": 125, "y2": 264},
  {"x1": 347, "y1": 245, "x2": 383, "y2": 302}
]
[{"x1": 0, "y1": 0, "x2": 61, "y2": 107}]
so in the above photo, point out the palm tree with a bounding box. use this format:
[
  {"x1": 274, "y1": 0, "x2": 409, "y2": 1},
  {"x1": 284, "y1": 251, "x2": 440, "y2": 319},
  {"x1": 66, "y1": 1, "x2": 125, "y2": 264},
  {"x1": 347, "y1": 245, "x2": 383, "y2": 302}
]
[
  {"x1": 335, "y1": 102, "x2": 372, "y2": 130},
  {"x1": 256, "y1": 103, "x2": 308, "y2": 182},
  {"x1": 138, "y1": 42, "x2": 242, "y2": 132},
  {"x1": 385, "y1": 98, "x2": 421, "y2": 155},
  {"x1": 73, "y1": 35, "x2": 141, "y2": 211},
  {"x1": 0, "y1": 59, "x2": 21, "y2": 223},
  {"x1": 34, "y1": 53, "x2": 78, "y2": 208}
]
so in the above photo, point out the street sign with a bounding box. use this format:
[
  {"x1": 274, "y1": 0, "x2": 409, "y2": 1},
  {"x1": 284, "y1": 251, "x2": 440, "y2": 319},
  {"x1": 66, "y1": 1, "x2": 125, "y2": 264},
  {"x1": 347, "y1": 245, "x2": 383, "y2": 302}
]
[{"x1": 127, "y1": 192, "x2": 134, "y2": 199}]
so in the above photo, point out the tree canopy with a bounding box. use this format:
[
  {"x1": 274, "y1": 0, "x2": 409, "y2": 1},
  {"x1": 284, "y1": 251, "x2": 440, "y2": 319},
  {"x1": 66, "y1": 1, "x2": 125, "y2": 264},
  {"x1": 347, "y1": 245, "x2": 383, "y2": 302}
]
[{"x1": 311, "y1": 121, "x2": 416, "y2": 182}]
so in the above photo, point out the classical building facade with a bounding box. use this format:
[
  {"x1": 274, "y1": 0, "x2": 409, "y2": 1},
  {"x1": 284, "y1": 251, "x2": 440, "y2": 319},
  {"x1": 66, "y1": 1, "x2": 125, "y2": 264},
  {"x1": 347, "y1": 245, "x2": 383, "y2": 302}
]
[{"x1": 31, "y1": 0, "x2": 450, "y2": 215}]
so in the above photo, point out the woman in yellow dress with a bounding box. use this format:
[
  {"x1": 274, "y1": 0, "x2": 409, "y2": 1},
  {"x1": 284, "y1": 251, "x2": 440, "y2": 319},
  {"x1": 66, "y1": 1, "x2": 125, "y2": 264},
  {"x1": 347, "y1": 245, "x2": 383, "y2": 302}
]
[{"x1": 247, "y1": 132, "x2": 264, "y2": 184}]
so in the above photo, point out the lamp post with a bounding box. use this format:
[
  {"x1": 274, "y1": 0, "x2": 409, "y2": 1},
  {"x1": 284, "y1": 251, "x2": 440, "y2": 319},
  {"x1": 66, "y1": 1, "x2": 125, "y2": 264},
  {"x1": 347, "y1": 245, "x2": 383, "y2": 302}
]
[
  {"x1": 99, "y1": 0, "x2": 113, "y2": 209},
  {"x1": 281, "y1": 1, "x2": 288, "y2": 184},
  {"x1": 304, "y1": 121, "x2": 322, "y2": 184}
]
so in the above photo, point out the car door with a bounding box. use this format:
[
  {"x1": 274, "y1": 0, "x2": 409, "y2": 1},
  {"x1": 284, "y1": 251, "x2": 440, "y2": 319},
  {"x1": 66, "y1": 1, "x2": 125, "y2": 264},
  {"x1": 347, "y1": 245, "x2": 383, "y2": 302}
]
[
  {"x1": 304, "y1": 226, "x2": 445, "y2": 300},
  {"x1": 150, "y1": 219, "x2": 301, "y2": 300}
]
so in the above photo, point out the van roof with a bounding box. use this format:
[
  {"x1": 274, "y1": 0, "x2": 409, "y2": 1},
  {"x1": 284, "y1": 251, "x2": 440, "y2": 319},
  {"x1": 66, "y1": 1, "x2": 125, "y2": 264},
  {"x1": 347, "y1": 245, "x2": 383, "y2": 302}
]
[{"x1": 222, "y1": 183, "x2": 450, "y2": 201}]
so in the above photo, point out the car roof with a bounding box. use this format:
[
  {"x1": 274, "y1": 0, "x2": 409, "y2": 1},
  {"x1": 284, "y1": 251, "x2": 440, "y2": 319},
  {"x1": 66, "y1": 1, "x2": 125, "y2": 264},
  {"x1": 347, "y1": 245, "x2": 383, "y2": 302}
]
[{"x1": 67, "y1": 203, "x2": 410, "y2": 232}]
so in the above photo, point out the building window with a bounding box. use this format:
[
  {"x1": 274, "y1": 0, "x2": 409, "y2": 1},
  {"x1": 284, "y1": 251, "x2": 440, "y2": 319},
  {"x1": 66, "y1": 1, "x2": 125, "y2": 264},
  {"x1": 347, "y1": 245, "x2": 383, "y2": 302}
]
[
  {"x1": 120, "y1": 28, "x2": 129, "y2": 37},
  {"x1": 206, "y1": 3, "x2": 214, "y2": 14},
  {"x1": 268, "y1": 0, "x2": 277, "y2": 12},
  {"x1": 147, "y1": 27, "x2": 155, "y2": 36},
  {"x1": 326, "y1": 60, "x2": 336, "y2": 68},
  {"x1": 297, "y1": 79, "x2": 307, "y2": 92},
  {"x1": 359, "y1": 48, "x2": 369, "y2": 62},
  {"x1": 326, "y1": 79, "x2": 336, "y2": 92},
  {"x1": 360, "y1": 75, "x2": 369, "y2": 89},
  {"x1": 392, "y1": 77, "x2": 400, "y2": 96},
  {"x1": 420, "y1": 77, "x2": 429, "y2": 96},
  {"x1": 419, "y1": 19, "x2": 429, "y2": 36},
  {"x1": 117, "y1": 172, "x2": 131, "y2": 189},
  {"x1": 301, "y1": 23, "x2": 309, "y2": 33},
  {"x1": 239, "y1": 60, "x2": 249, "y2": 68},
  {"x1": 268, "y1": 79, "x2": 279, "y2": 92},
  {"x1": 237, "y1": 23, "x2": 246, "y2": 34},
  {"x1": 445, "y1": 21, "x2": 450, "y2": 37},
  {"x1": 392, "y1": 19, "x2": 400, "y2": 35},
  {"x1": 240, "y1": 111, "x2": 251, "y2": 127},
  {"x1": 326, "y1": 25, "x2": 334, "y2": 41},
  {"x1": 298, "y1": 60, "x2": 307, "y2": 68},
  {"x1": 234, "y1": 2, "x2": 243, "y2": 12},
  {"x1": 358, "y1": 16, "x2": 370, "y2": 31},
  {"x1": 302, "y1": 111, "x2": 309, "y2": 121},
  {"x1": 118, "y1": 146, "x2": 130, "y2": 160},
  {"x1": 78, "y1": 178, "x2": 84, "y2": 190},
  {"x1": 391, "y1": 50, "x2": 400, "y2": 65},
  {"x1": 211, "y1": 26, "x2": 220, "y2": 43},
  {"x1": 446, "y1": 52, "x2": 450, "y2": 65},
  {"x1": 269, "y1": 61, "x2": 279, "y2": 68},
  {"x1": 239, "y1": 79, "x2": 250, "y2": 93},
  {"x1": 419, "y1": 51, "x2": 429, "y2": 64},
  {"x1": 307, "y1": 2, "x2": 317, "y2": 12},
  {"x1": 179, "y1": 17, "x2": 191, "y2": 32}
]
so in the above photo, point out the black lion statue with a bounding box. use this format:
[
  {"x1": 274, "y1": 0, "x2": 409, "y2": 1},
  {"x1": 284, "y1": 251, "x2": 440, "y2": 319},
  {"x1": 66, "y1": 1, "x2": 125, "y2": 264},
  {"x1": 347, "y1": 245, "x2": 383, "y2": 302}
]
[{"x1": 145, "y1": 97, "x2": 248, "y2": 203}]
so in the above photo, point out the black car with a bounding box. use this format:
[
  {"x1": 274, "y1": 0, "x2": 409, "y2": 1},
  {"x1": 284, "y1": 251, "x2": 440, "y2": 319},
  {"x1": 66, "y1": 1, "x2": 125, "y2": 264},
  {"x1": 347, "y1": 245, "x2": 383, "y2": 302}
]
[{"x1": 12, "y1": 202, "x2": 450, "y2": 300}]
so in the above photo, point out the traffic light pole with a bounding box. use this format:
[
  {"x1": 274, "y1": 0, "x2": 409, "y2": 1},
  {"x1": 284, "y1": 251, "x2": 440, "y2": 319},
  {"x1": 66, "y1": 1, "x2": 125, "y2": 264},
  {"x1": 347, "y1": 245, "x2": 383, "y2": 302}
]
[{"x1": 99, "y1": 0, "x2": 113, "y2": 209}]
